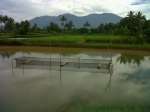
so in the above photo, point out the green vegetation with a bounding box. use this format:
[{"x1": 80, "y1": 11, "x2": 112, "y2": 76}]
[
  {"x1": 0, "y1": 11, "x2": 150, "y2": 49},
  {"x1": 57, "y1": 97, "x2": 150, "y2": 112},
  {"x1": 0, "y1": 33, "x2": 149, "y2": 48},
  {"x1": 60, "y1": 103, "x2": 150, "y2": 112},
  {"x1": 0, "y1": 34, "x2": 150, "y2": 50}
]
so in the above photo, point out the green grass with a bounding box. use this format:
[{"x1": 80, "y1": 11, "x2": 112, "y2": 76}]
[
  {"x1": 0, "y1": 33, "x2": 150, "y2": 50},
  {"x1": 19, "y1": 34, "x2": 129, "y2": 44},
  {"x1": 0, "y1": 33, "x2": 127, "y2": 42}
]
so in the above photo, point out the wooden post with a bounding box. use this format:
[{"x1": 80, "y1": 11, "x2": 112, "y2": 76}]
[
  {"x1": 110, "y1": 53, "x2": 112, "y2": 63},
  {"x1": 22, "y1": 53, "x2": 25, "y2": 75},
  {"x1": 22, "y1": 61, "x2": 24, "y2": 75},
  {"x1": 49, "y1": 56, "x2": 51, "y2": 70},
  {"x1": 78, "y1": 57, "x2": 80, "y2": 68},
  {"x1": 11, "y1": 59, "x2": 14, "y2": 76},
  {"x1": 60, "y1": 56, "x2": 62, "y2": 81}
]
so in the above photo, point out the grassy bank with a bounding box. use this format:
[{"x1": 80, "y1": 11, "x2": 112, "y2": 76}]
[{"x1": 0, "y1": 33, "x2": 150, "y2": 50}]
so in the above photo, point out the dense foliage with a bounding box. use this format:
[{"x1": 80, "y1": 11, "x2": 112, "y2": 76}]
[{"x1": 0, "y1": 11, "x2": 150, "y2": 43}]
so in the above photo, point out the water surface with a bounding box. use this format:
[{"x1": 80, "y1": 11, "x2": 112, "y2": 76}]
[{"x1": 0, "y1": 48, "x2": 150, "y2": 112}]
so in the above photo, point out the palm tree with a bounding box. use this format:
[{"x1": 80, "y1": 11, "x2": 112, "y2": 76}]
[
  {"x1": 127, "y1": 11, "x2": 135, "y2": 18},
  {"x1": 0, "y1": 15, "x2": 2, "y2": 22},
  {"x1": 3, "y1": 16, "x2": 9, "y2": 23},
  {"x1": 83, "y1": 21, "x2": 90, "y2": 28},
  {"x1": 136, "y1": 11, "x2": 146, "y2": 21},
  {"x1": 31, "y1": 24, "x2": 38, "y2": 32},
  {"x1": 47, "y1": 22, "x2": 60, "y2": 32},
  {"x1": 0, "y1": 15, "x2": 3, "y2": 31},
  {"x1": 135, "y1": 11, "x2": 146, "y2": 38},
  {"x1": 17, "y1": 20, "x2": 30, "y2": 35},
  {"x1": 65, "y1": 21, "x2": 74, "y2": 31},
  {"x1": 60, "y1": 16, "x2": 67, "y2": 30},
  {"x1": 4, "y1": 17, "x2": 15, "y2": 32}
]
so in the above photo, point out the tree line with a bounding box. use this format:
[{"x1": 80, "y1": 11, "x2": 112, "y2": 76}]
[
  {"x1": 0, "y1": 11, "x2": 150, "y2": 42},
  {"x1": 0, "y1": 15, "x2": 30, "y2": 35}
]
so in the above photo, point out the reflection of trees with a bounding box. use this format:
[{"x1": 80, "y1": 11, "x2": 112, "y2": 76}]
[
  {"x1": 0, "y1": 52, "x2": 15, "y2": 59},
  {"x1": 117, "y1": 54, "x2": 144, "y2": 66},
  {"x1": 0, "y1": 51, "x2": 36, "y2": 59}
]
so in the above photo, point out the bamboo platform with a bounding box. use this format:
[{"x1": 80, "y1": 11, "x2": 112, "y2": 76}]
[{"x1": 13, "y1": 56, "x2": 113, "y2": 73}]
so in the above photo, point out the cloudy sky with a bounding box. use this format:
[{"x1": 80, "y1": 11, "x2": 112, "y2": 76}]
[{"x1": 0, "y1": 0, "x2": 150, "y2": 21}]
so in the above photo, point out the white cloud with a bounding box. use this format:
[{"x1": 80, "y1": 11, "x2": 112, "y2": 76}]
[{"x1": 0, "y1": 0, "x2": 149, "y2": 21}]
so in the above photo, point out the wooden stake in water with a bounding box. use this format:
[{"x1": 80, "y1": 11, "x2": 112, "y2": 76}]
[
  {"x1": 11, "y1": 59, "x2": 14, "y2": 76},
  {"x1": 22, "y1": 61, "x2": 25, "y2": 75},
  {"x1": 78, "y1": 57, "x2": 80, "y2": 68},
  {"x1": 49, "y1": 56, "x2": 51, "y2": 70},
  {"x1": 105, "y1": 66, "x2": 113, "y2": 92},
  {"x1": 59, "y1": 56, "x2": 62, "y2": 81}
]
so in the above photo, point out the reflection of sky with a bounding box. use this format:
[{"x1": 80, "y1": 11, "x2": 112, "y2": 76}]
[
  {"x1": 116, "y1": 57, "x2": 150, "y2": 83},
  {"x1": 0, "y1": 51, "x2": 150, "y2": 111},
  {"x1": 114, "y1": 56, "x2": 150, "y2": 104},
  {"x1": 120, "y1": 57, "x2": 150, "y2": 85}
]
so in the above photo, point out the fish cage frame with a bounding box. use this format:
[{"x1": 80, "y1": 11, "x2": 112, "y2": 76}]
[{"x1": 12, "y1": 56, "x2": 113, "y2": 73}]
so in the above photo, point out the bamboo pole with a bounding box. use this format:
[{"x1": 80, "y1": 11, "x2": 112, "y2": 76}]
[
  {"x1": 59, "y1": 56, "x2": 62, "y2": 81},
  {"x1": 78, "y1": 57, "x2": 80, "y2": 68}
]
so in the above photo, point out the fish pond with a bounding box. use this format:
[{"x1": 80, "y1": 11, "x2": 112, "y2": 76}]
[{"x1": 0, "y1": 47, "x2": 150, "y2": 112}]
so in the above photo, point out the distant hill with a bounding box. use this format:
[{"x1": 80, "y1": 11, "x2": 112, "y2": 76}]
[{"x1": 30, "y1": 13, "x2": 122, "y2": 28}]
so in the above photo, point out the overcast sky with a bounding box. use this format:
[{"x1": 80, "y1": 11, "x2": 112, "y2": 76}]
[{"x1": 0, "y1": 0, "x2": 150, "y2": 21}]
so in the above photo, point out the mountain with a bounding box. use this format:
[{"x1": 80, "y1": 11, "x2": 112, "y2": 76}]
[{"x1": 30, "y1": 13, "x2": 122, "y2": 28}]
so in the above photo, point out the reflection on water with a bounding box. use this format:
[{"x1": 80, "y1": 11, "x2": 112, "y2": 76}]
[
  {"x1": 0, "y1": 50, "x2": 150, "y2": 112},
  {"x1": 0, "y1": 52, "x2": 15, "y2": 59},
  {"x1": 126, "y1": 69, "x2": 150, "y2": 84},
  {"x1": 117, "y1": 53, "x2": 144, "y2": 66}
]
